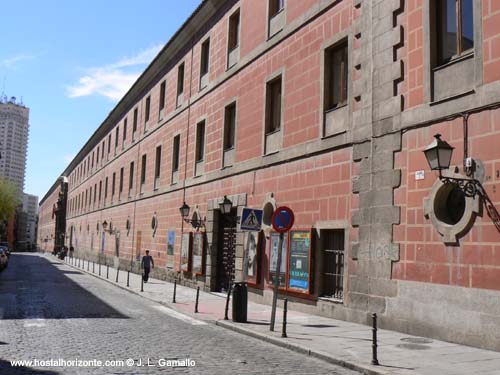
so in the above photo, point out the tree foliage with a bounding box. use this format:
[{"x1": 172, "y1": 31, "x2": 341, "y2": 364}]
[{"x1": 0, "y1": 178, "x2": 20, "y2": 221}]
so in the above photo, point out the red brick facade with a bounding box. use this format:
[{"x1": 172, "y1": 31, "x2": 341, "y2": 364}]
[{"x1": 38, "y1": 0, "x2": 500, "y2": 350}]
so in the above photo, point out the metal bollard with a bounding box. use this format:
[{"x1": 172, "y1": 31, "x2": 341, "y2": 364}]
[
  {"x1": 78, "y1": 258, "x2": 80, "y2": 268},
  {"x1": 127, "y1": 271, "x2": 130, "y2": 287},
  {"x1": 92, "y1": 261, "x2": 95, "y2": 273},
  {"x1": 195, "y1": 286, "x2": 200, "y2": 313},
  {"x1": 141, "y1": 276, "x2": 144, "y2": 292},
  {"x1": 106, "y1": 265, "x2": 109, "y2": 279},
  {"x1": 172, "y1": 280, "x2": 177, "y2": 303},
  {"x1": 282, "y1": 298, "x2": 288, "y2": 338},
  {"x1": 224, "y1": 287, "x2": 231, "y2": 320},
  {"x1": 116, "y1": 268, "x2": 120, "y2": 283},
  {"x1": 371, "y1": 313, "x2": 379, "y2": 365},
  {"x1": 98, "y1": 261, "x2": 101, "y2": 276},
  {"x1": 87, "y1": 260, "x2": 89, "y2": 271}
]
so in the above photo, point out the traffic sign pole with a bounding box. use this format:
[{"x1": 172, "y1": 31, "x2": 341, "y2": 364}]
[{"x1": 270, "y1": 232, "x2": 284, "y2": 332}]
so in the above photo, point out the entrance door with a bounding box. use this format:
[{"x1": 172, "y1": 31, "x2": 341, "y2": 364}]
[{"x1": 215, "y1": 210, "x2": 237, "y2": 292}]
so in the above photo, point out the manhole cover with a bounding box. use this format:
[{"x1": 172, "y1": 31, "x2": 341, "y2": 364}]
[
  {"x1": 401, "y1": 337, "x2": 433, "y2": 344},
  {"x1": 397, "y1": 343, "x2": 430, "y2": 350}
]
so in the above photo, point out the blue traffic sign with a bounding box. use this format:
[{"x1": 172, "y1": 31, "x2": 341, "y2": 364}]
[
  {"x1": 239, "y1": 207, "x2": 263, "y2": 231},
  {"x1": 271, "y1": 206, "x2": 294, "y2": 233}
]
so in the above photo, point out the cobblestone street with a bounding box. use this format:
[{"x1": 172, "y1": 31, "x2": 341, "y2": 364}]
[{"x1": 0, "y1": 254, "x2": 357, "y2": 374}]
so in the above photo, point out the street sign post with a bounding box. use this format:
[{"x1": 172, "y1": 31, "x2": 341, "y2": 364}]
[
  {"x1": 239, "y1": 207, "x2": 263, "y2": 232},
  {"x1": 270, "y1": 206, "x2": 294, "y2": 331}
]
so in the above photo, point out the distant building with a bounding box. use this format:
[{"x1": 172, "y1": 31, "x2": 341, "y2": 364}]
[
  {"x1": 0, "y1": 95, "x2": 29, "y2": 194},
  {"x1": 23, "y1": 193, "x2": 38, "y2": 248}
]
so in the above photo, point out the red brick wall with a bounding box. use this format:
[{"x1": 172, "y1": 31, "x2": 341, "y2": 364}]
[{"x1": 393, "y1": 109, "x2": 500, "y2": 290}]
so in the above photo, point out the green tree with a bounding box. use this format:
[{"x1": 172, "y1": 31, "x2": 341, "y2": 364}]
[{"x1": 0, "y1": 178, "x2": 20, "y2": 221}]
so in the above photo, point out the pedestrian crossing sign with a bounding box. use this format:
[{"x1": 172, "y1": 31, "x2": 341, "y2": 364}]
[{"x1": 239, "y1": 207, "x2": 263, "y2": 232}]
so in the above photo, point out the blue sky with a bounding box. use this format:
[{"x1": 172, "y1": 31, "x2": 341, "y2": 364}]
[{"x1": 1, "y1": 0, "x2": 201, "y2": 201}]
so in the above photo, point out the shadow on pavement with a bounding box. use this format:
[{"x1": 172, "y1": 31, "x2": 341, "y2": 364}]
[
  {"x1": 0, "y1": 253, "x2": 127, "y2": 320},
  {"x1": 0, "y1": 358, "x2": 60, "y2": 375}
]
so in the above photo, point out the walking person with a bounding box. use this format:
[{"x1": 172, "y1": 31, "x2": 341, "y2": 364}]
[{"x1": 141, "y1": 250, "x2": 154, "y2": 283}]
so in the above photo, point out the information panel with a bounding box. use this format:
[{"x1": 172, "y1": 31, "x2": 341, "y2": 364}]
[
  {"x1": 192, "y1": 232, "x2": 204, "y2": 275},
  {"x1": 269, "y1": 232, "x2": 288, "y2": 286},
  {"x1": 181, "y1": 232, "x2": 191, "y2": 272},
  {"x1": 288, "y1": 230, "x2": 311, "y2": 292}
]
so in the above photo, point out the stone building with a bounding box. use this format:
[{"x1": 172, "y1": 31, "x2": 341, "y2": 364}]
[{"x1": 38, "y1": 0, "x2": 500, "y2": 350}]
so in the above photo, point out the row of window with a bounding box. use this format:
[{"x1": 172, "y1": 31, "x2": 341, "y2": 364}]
[
  {"x1": 69, "y1": 0, "x2": 474, "y2": 192},
  {"x1": 69, "y1": 1, "x2": 288, "y2": 189}
]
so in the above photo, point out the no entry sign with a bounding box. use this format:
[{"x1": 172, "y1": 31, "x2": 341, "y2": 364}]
[{"x1": 271, "y1": 206, "x2": 294, "y2": 233}]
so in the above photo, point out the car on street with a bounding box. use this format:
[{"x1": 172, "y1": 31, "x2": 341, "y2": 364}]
[{"x1": 0, "y1": 248, "x2": 8, "y2": 271}]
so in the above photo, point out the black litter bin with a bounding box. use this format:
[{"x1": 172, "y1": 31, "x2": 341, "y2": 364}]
[{"x1": 232, "y1": 281, "x2": 248, "y2": 322}]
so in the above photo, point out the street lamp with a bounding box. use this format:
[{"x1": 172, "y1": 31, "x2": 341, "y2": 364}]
[
  {"x1": 179, "y1": 202, "x2": 206, "y2": 230},
  {"x1": 219, "y1": 195, "x2": 233, "y2": 215},
  {"x1": 423, "y1": 134, "x2": 454, "y2": 178},
  {"x1": 102, "y1": 220, "x2": 116, "y2": 234},
  {"x1": 423, "y1": 133, "x2": 500, "y2": 231}
]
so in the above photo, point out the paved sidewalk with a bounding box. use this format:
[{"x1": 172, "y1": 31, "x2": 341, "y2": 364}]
[{"x1": 60, "y1": 254, "x2": 500, "y2": 375}]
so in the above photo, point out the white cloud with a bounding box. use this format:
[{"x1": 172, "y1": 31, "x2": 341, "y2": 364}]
[
  {"x1": 66, "y1": 44, "x2": 163, "y2": 101},
  {"x1": 63, "y1": 154, "x2": 75, "y2": 163},
  {"x1": 0, "y1": 54, "x2": 35, "y2": 69}
]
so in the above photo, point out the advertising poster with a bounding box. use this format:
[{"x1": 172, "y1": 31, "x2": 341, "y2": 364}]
[
  {"x1": 269, "y1": 232, "x2": 287, "y2": 286},
  {"x1": 167, "y1": 230, "x2": 175, "y2": 256},
  {"x1": 288, "y1": 230, "x2": 311, "y2": 292},
  {"x1": 244, "y1": 231, "x2": 259, "y2": 282},
  {"x1": 192, "y1": 232, "x2": 204, "y2": 275},
  {"x1": 181, "y1": 232, "x2": 191, "y2": 272}
]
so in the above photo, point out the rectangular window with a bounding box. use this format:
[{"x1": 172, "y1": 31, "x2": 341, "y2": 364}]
[
  {"x1": 89, "y1": 187, "x2": 92, "y2": 208},
  {"x1": 141, "y1": 154, "x2": 147, "y2": 187},
  {"x1": 320, "y1": 229, "x2": 345, "y2": 300},
  {"x1": 437, "y1": 0, "x2": 474, "y2": 64},
  {"x1": 108, "y1": 134, "x2": 111, "y2": 154},
  {"x1": 325, "y1": 41, "x2": 348, "y2": 110},
  {"x1": 265, "y1": 76, "x2": 282, "y2": 134},
  {"x1": 94, "y1": 183, "x2": 97, "y2": 206},
  {"x1": 159, "y1": 81, "x2": 166, "y2": 113},
  {"x1": 228, "y1": 10, "x2": 240, "y2": 52},
  {"x1": 200, "y1": 39, "x2": 210, "y2": 78},
  {"x1": 145, "y1": 96, "x2": 151, "y2": 125},
  {"x1": 97, "y1": 146, "x2": 100, "y2": 164},
  {"x1": 104, "y1": 177, "x2": 108, "y2": 200},
  {"x1": 172, "y1": 134, "x2": 180, "y2": 173},
  {"x1": 119, "y1": 167, "x2": 124, "y2": 195},
  {"x1": 154, "y1": 146, "x2": 162, "y2": 189},
  {"x1": 224, "y1": 103, "x2": 236, "y2": 150},
  {"x1": 99, "y1": 180, "x2": 102, "y2": 204},
  {"x1": 129, "y1": 161, "x2": 134, "y2": 192},
  {"x1": 133, "y1": 108, "x2": 138, "y2": 140},
  {"x1": 177, "y1": 63, "x2": 185, "y2": 107},
  {"x1": 102, "y1": 141, "x2": 105, "y2": 159},
  {"x1": 115, "y1": 127, "x2": 119, "y2": 149},
  {"x1": 123, "y1": 118, "x2": 127, "y2": 142},
  {"x1": 269, "y1": 0, "x2": 285, "y2": 18},
  {"x1": 112, "y1": 172, "x2": 116, "y2": 198},
  {"x1": 195, "y1": 121, "x2": 205, "y2": 163},
  {"x1": 91, "y1": 152, "x2": 94, "y2": 169}
]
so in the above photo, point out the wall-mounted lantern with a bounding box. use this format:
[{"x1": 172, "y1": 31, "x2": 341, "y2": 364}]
[{"x1": 179, "y1": 202, "x2": 206, "y2": 229}]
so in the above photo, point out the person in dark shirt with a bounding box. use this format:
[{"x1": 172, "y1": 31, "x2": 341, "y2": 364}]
[{"x1": 141, "y1": 250, "x2": 154, "y2": 283}]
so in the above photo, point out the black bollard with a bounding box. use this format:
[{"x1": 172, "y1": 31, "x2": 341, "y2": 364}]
[
  {"x1": 127, "y1": 271, "x2": 130, "y2": 287},
  {"x1": 282, "y1": 298, "x2": 288, "y2": 338},
  {"x1": 195, "y1": 286, "x2": 200, "y2": 313},
  {"x1": 92, "y1": 261, "x2": 95, "y2": 273},
  {"x1": 78, "y1": 258, "x2": 80, "y2": 268},
  {"x1": 172, "y1": 280, "x2": 177, "y2": 303},
  {"x1": 106, "y1": 265, "x2": 109, "y2": 279},
  {"x1": 87, "y1": 260, "x2": 89, "y2": 271},
  {"x1": 141, "y1": 276, "x2": 144, "y2": 292},
  {"x1": 116, "y1": 268, "x2": 120, "y2": 283},
  {"x1": 371, "y1": 313, "x2": 379, "y2": 365},
  {"x1": 224, "y1": 287, "x2": 231, "y2": 320},
  {"x1": 98, "y1": 261, "x2": 101, "y2": 276}
]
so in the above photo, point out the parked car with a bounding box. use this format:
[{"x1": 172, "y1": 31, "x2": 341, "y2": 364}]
[
  {"x1": 0, "y1": 248, "x2": 8, "y2": 271},
  {"x1": 0, "y1": 245, "x2": 10, "y2": 258}
]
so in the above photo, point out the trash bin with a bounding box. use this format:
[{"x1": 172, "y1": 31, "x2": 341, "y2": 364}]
[{"x1": 232, "y1": 281, "x2": 248, "y2": 323}]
